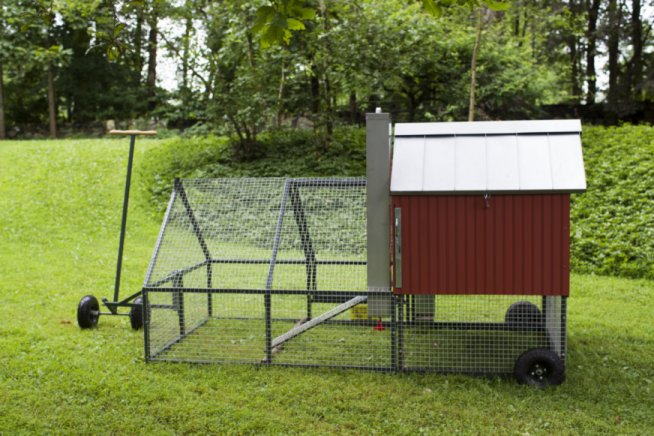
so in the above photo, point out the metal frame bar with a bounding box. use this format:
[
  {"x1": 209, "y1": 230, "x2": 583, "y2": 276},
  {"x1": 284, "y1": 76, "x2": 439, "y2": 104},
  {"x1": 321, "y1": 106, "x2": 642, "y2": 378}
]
[
  {"x1": 561, "y1": 297, "x2": 567, "y2": 365},
  {"x1": 144, "y1": 286, "x2": 390, "y2": 297},
  {"x1": 143, "y1": 184, "x2": 177, "y2": 287},
  {"x1": 263, "y1": 179, "x2": 291, "y2": 363},
  {"x1": 289, "y1": 177, "x2": 366, "y2": 188},
  {"x1": 172, "y1": 273, "x2": 185, "y2": 336},
  {"x1": 288, "y1": 181, "x2": 317, "y2": 320},
  {"x1": 143, "y1": 290, "x2": 151, "y2": 361},
  {"x1": 398, "y1": 295, "x2": 405, "y2": 370},
  {"x1": 175, "y1": 179, "x2": 212, "y2": 261}
]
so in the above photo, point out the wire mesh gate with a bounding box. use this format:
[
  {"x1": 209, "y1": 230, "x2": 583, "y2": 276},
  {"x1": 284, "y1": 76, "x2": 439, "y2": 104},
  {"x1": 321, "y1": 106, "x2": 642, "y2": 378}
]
[{"x1": 142, "y1": 178, "x2": 566, "y2": 374}]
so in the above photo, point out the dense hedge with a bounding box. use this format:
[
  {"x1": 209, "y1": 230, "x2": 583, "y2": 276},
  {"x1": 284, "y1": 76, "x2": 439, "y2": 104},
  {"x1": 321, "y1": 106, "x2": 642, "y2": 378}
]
[
  {"x1": 570, "y1": 124, "x2": 654, "y2": 279},
  {"x1": 141, "y1": 124, "x2": 654, "y2": 280},
  {"x1": 139, "y1": 128, "x2": 366, "y2": 212}
]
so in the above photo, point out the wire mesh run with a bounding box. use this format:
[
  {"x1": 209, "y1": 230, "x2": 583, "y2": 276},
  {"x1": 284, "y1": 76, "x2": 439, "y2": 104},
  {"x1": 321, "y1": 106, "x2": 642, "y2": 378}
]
[
  {"x1": 398, "y1": 295, "x2": 565, "y2": 374},
  {"x1": 143, "y1": 178, "x2": 566, "y2": 374}
]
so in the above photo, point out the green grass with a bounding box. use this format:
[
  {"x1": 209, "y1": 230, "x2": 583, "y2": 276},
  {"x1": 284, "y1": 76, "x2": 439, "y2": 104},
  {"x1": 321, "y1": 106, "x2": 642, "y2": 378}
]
[{"x1": 1, "y1": 138, "x2": 654, "y2": 434}]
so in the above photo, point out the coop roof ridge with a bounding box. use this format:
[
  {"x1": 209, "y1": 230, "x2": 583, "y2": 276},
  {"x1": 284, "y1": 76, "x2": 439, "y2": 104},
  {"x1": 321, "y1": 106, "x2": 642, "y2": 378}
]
[{"x1": 394, "y1": 119, "x2": 582, "y2": 136}]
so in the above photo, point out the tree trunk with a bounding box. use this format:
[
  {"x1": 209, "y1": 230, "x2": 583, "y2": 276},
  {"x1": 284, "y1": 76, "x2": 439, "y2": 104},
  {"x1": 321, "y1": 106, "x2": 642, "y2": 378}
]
[
  {"x1": 631, "y1": 0, "x2": 643, "y2": 98},
  {"x1": 0, "y1": 60, "x2": 5, "y2": 140},
  {"x1": 310, "y1": 64, "x2": 320, "y2": 114},
  {"x1": 349, "y1": 92, "x2": 357, "y2": 124},
  {"x1": 322, "y1": 72, "x2": 334, "y2": 146},
  {"x1": 146, "y1": 13, "x2": 158, "y2": 111},
  {"x1": 569, "y1": 38, "x2": 582, "y2": 102},
  {"x1": 275, "y1": 63, "x2": 285, "y2": 128},
  {"x1": 567, "y1": 0, "x2": 582, "y2": 103},
  {"x1": 468, "y1": 9, "x2": 483, "y2": 122},
  {"x1": 134, "y1": 9, "x2": 144, "y2": 77},
  {"x1": 585, "y1": 0, "x2": 601, "y2": 104},
  {"x1": 182, "y1": 9, "x2": 192, "y2": 91},
  {"x1": 607, "y1": 0, "x2": 620, "y2": 107},
  {"x1": 47, "y1": 63, "x2": 57, "y2": 138}
]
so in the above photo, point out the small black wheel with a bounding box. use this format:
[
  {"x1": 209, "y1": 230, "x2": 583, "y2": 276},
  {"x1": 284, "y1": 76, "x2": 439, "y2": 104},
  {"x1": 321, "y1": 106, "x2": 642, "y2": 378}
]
[
  {"x1": 77, "y1": 295, "x2": 100, "y2": 329},
  {"x1": 514, "y1": 348, "x2": 565, "y2": 387},
  {"x1": 129, "y1": 297, "x2": 144, "y2": 330},
  {"x1": 505, "y1": 301, "x2": 542, "y2": 330}
]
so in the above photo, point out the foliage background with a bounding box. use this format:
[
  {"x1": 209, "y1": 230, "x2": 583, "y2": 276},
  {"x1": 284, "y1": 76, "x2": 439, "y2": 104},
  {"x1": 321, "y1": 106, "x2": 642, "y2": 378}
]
[{"x1": 1, "y1": 0, "x2": 652, "y2": 142}]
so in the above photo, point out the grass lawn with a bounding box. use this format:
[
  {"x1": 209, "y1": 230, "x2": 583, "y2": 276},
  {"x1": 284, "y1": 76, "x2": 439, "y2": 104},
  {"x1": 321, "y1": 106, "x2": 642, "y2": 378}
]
[{"x1": 1, "y1": 138, "x2": 653, "y2": 434}]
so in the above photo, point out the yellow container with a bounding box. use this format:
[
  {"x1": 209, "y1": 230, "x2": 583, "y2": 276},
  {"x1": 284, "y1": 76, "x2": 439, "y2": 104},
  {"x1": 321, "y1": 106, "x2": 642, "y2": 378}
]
[{"x1": 351, "y1": 304, "x2": 368, "y2": 320}]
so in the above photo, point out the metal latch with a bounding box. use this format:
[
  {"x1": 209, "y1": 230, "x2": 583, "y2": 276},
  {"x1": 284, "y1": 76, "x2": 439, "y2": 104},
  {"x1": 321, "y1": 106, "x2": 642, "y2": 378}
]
[{"x1": 394, "y1": 208, "x2": 402, "y2": 288}]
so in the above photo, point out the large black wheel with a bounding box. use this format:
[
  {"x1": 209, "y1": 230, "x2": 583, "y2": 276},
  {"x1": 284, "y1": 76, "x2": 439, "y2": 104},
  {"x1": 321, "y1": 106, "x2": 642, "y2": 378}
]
[
  {"x1": 505, "y1": 301, "x2": 542, "y2": 330},
  {"x1": 514, "y1": 348, "x2": 565, "y2": 387},
  {"x1": 129, "y1": 297, "x2": 144, "y2": 330},
  {"x1": 77, "y1": 295, "x2": 100, "y2": 329}
]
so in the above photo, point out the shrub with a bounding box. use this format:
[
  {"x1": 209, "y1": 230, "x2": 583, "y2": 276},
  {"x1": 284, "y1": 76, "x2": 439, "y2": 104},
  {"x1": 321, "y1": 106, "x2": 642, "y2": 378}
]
[
  {"x1": 140, "y1": 127, "x2": 366, "y2": 211},
  {"x1": 570, "y1": 124, "x2": 654, "y2": 279},
  {"x1": 138, "y1": 135, "x2": 230, "y2": 211}
]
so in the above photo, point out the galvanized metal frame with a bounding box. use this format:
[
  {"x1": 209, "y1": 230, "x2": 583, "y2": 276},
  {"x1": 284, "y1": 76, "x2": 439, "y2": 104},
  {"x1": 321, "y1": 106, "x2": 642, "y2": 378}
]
[{"x1": 143, "y1": 177, "x2": 567, "y2": 376}]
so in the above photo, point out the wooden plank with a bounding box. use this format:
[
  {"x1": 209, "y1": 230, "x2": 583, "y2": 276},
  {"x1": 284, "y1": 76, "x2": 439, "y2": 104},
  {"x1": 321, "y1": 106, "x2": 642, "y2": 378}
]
[
  {"x1": 271, "y1": 296, "x2": 367, "y2": 348},
  {"x1": 109, "y1": 129, "x2": 158, "y2": 136}
]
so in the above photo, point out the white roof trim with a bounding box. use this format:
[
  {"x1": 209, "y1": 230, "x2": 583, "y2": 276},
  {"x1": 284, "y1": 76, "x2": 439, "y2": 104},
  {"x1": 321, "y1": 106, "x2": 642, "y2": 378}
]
[{"x1": 394, "y1": 119, "x2": 582, "y2": 136}]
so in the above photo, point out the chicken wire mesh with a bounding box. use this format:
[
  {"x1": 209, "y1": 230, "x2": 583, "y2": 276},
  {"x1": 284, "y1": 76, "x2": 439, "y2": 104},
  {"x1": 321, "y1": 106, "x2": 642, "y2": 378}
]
[
  {"x1": 398, "y1": 295, "x2": 565, "y2": 373},
  {"x1": 142, "y1": 178, "x2": 566, "y2": 374}
]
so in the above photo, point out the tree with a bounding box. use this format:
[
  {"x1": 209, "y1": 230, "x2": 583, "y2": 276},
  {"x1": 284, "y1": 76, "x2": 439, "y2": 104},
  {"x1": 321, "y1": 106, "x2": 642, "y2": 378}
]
[
  {"x1": 0, "y1": 1, "x2": 18, "y2": 139},
  {"x1": 629, "y1": 0, "x2": 643, "y2": 99},
  {"x1": 0, "y1": 60, "x2": 5, "y2": 139},
  {"x1": 585, "y1": 0, "x2": 601, "y2": 104},
  {"x1": 253, "y1": 0, "x2": 510, "y2": 47},
  {"x1": 606, "y1": 0, "x2": 621, "y2": 108}
]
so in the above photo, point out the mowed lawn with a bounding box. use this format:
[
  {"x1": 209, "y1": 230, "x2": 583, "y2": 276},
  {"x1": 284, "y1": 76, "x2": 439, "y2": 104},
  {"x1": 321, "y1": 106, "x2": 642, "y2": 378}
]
[{"x1": 1, "y1": 138, "x2": 653, "y2": 434}]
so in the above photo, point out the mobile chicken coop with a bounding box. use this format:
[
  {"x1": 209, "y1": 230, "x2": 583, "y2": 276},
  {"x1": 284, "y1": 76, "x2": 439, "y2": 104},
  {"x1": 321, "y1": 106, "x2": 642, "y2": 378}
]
[{"x1": 141, "y1": 113, "x2": 586, "y2": 386}]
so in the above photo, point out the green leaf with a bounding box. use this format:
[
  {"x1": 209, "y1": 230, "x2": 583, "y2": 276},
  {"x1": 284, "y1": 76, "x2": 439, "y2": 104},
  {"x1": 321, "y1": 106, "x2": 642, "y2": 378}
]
[
  {"x1": 286, "y1": 18, "x2": 305, "y2": 31},
  {"x1": 107, "y1": 46, "x2": 120, "y2": 62},
  {"x1": 483, "y1": 0, "x2": 511, "y2": 11},
  {"x1": 422, "y1": 0, "x2": 441, "y2": 16},
  {"x1": 288, "y1": 3, "x2": 316, "y2": 20},
  {"x1": 113, "y1": 23, "x2": 126, "y2": 38}
]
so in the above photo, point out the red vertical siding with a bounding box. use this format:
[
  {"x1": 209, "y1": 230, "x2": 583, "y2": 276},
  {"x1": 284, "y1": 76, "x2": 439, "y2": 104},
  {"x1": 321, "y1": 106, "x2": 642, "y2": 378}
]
[{"x1": 391, "y1": 194, "x2": 570, "y2": 296}]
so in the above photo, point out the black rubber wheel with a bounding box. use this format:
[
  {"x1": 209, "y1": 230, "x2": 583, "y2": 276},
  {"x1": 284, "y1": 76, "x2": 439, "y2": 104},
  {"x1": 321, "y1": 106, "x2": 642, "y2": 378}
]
[
  {"x1": 77, "y1": 295, "x2": 100, "y2": 329},
  {"x1": 505, "y1": 301, "x2": 542, "y2": 330},
  {"x1": 129, "y1": 297, "x2": 144, "y2": 330},
  {"x1": 514, "y1": 348, "x2": 565, "y2": 387}
]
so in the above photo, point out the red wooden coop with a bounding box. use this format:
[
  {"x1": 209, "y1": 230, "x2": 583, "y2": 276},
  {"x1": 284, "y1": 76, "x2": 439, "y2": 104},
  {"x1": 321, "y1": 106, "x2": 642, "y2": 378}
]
[{"x1": 390, "y1": 120, "x2": 586, "y2": 296}]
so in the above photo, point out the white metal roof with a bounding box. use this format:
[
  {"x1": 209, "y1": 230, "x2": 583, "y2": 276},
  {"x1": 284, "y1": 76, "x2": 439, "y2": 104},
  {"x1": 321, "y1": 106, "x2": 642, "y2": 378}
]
[{"x1": 390, "y1": 120, "x2": 586, "y2": 194}]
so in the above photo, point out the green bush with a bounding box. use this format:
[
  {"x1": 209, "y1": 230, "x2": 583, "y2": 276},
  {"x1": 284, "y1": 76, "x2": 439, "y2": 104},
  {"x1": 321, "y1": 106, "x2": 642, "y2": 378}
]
[
  {"x1": 140, "y1": 127, "x2": 366, "y2": 211},
  {"x1": 138, "y1": 135, "x2": 231, "y2": 211},
  {"x1": 571, "y1": 124, "x2": 654, "y2": 279}
]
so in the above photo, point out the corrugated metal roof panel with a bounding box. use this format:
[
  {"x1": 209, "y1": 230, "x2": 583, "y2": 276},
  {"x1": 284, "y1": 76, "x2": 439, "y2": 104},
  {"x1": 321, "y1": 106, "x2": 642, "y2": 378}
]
[
  {"x1": 517, "y1": 135, "x2": 553, "y2": 190},
  {"x1": 455, "y1": 136, "x2": 486, "y2": 191},
  {"x1": 422, "y1": 136, "x2": 455, "y2": 191},
  {"x1": 390, "y1": 120, "x2": 586, "y2": 194},
  {"x1": 486, "y1": 135, "x2": 520, "y2": 190},
  {"x1": 389, "y1": 137, "x2": 424, "y2": 192},
  {"x1": 550, "y1": 134, "x2": 587, "y2": 190}
]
